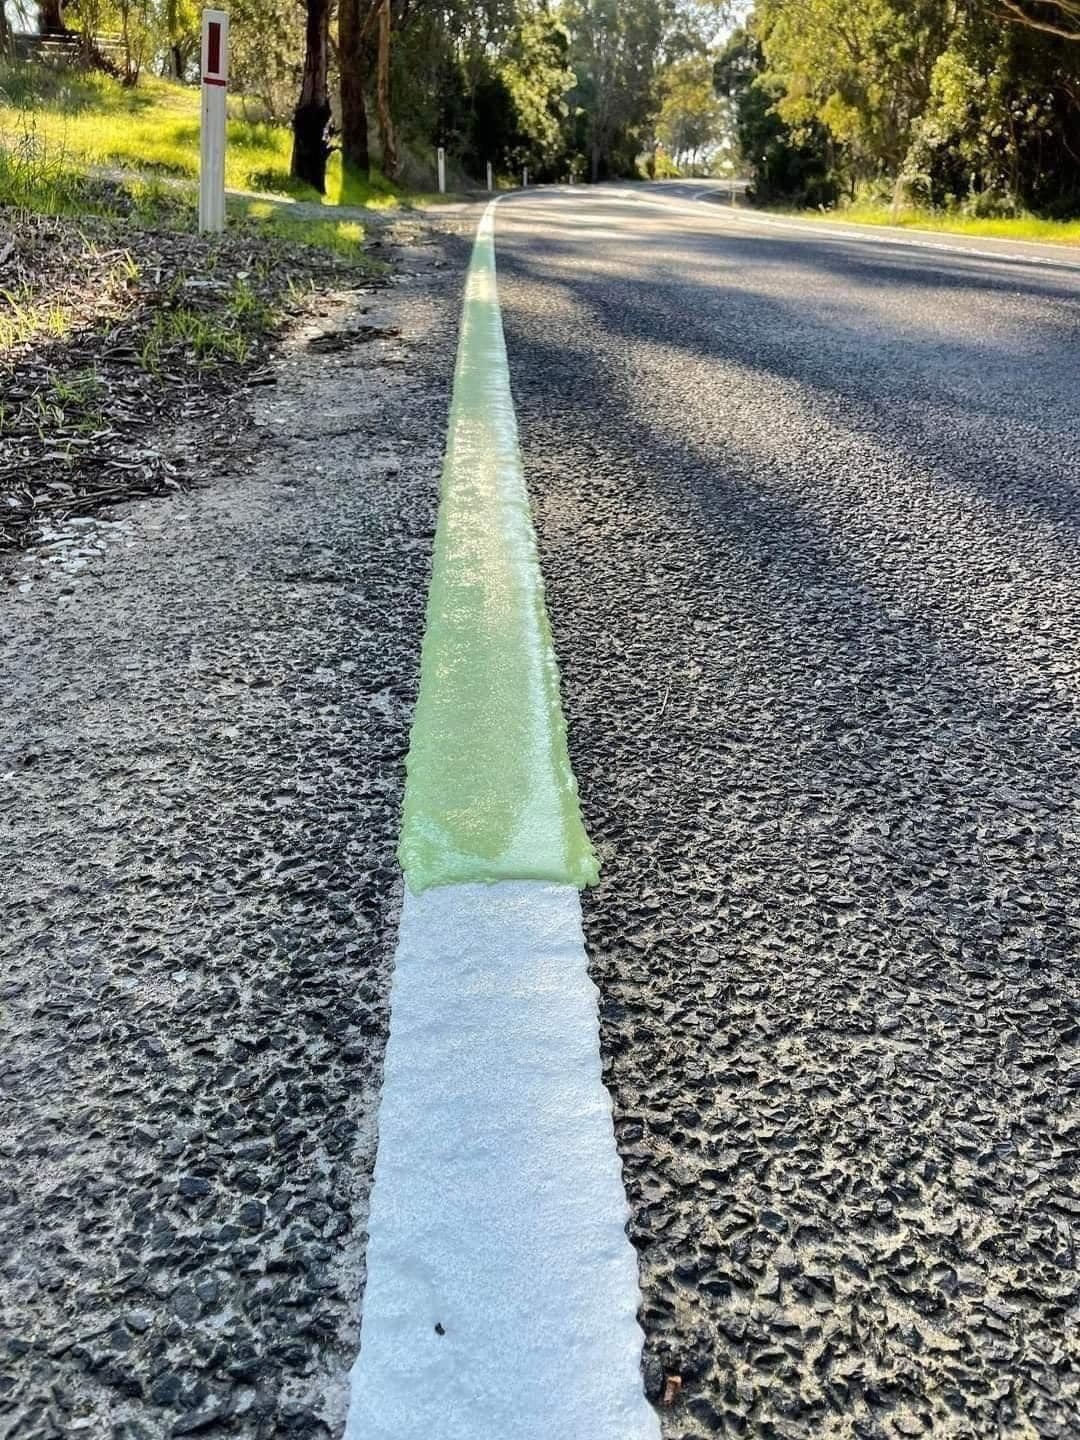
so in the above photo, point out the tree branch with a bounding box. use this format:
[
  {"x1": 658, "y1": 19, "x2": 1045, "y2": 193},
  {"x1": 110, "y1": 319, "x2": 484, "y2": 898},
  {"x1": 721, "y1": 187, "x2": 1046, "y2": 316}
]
[{"x1": 996, "y1": 0, "x2": 1080, "y2": 41}]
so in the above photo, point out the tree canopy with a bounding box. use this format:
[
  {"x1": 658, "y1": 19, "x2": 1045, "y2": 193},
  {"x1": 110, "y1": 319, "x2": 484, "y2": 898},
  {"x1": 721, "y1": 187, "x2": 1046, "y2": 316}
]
[
  {"x1": 726, "y1": 0, "x2": 1080, "y2": 216},
  {"x1": 8, "y1": 0, "x2": 737, "y2": 191}
]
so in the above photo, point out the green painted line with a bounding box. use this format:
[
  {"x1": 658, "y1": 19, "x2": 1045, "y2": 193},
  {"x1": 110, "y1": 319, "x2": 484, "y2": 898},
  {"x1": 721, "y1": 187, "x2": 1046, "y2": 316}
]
[{"x1": 398, "y1": 200, "x2": 598, "y2": 895}]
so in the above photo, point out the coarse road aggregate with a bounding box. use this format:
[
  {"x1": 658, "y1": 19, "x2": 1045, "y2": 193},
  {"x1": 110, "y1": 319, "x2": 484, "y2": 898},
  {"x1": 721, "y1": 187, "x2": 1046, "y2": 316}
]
[
  {"x1": 0, "y1": 233, "x2": 467, "y2": 1439},
  {"x1": 497, "y1": 187, "x2": 1080, "y2": 1440}
]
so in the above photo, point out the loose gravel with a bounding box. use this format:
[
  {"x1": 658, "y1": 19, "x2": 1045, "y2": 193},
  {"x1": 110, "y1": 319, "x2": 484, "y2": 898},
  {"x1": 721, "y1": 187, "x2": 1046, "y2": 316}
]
[
  {"x1": 498, "y1": 197, "x2": 1080, "y2": 1440},
  {"x1": 0, "y1": 225, "x2": 469, "y2": 1439}
]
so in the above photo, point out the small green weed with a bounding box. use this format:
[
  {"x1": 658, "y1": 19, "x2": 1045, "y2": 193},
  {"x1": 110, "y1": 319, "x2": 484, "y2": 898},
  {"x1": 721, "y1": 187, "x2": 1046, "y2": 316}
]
[
  {"x1": 140, "y1": 306, "x2": 252, "y2": 370},
  {"x1": 0, "y1": 285, "x2": 75, "y2": 349}
]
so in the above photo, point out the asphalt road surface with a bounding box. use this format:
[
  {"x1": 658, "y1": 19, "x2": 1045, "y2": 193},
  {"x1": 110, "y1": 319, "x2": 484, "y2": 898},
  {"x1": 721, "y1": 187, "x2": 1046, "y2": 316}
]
[
  {"x1": 497, "y1": 186, "x2": 1080, "y2": 1440},
  {"x1": 4, "y1": 187, "x2": 1080, "y2": 1440}
]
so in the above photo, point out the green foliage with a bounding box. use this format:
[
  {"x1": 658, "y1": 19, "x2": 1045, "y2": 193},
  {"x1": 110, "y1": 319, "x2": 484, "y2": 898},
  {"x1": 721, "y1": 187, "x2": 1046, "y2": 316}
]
[
  {"x1": 500, "y1": 9, "x2": 575, "y2": 172},
  {"x1": 381, "y1": 2, "x2": 575, "y2": 183},
  {"x1": 757, "y1": 0, "x2": 948, "y2": 181},
  {"x1": 730, "y1": 2, "x2": 1080, "y2": 221},
  {"x1": 716, "y1": 26, "x2": 835, "y2": 206},
  {"x1": 899, "y1": 15, "x2": 1080, "y2": 217},
  {"x1": 563, "y1": 0, "x2": 669, "y2": 180},
  {"x1": 648, "y1": 146, "x2": 682, "y2": 177},
  {"x1": 656, "y1": 54, "x2": 726, "y2": 170},
  {"x1": 229, "y1": 0, "x2": 303, "y2": 121}
]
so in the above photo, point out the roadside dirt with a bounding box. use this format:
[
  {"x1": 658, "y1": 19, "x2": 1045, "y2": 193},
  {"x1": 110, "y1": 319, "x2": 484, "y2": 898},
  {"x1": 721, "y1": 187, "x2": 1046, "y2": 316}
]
[
  {"x1": 0, "y1": 216, "x2": 473, "y2": 1439},
  {"x1": 0, "y1": 201, "x2": 396, "y2": 551}
]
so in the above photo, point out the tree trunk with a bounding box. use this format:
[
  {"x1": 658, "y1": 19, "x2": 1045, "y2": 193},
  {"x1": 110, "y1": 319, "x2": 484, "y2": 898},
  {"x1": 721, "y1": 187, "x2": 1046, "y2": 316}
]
[
  {"x1": 339, "y1": 0, "x2": 371, "y2": 172},
  {"x1": 39, "y1": 0, "x2": 67, "y2": 35},
  {"x1": 291, "y1": 0, "x2": 333, "y2": 194},
  {"x1": 375, "y1": 0, "x2": 398, "y2": 182}
]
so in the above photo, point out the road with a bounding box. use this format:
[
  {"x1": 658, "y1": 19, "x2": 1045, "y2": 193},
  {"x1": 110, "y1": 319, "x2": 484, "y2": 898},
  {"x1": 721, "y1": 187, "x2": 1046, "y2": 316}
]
[
  {"x1": 494, "y1": 185, "x2": 1080, "y2": 1438},
  {"x1": 3, "y1": 185, "x2": 1079, "y2": 1440}
]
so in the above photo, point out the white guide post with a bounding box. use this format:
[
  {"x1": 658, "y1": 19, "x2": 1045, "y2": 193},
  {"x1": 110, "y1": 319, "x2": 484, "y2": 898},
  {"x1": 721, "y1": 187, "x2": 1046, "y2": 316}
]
[
  {"x1": 199, "y1": 8, "x2": 229, "y2": 233},
  {"x1": 486, "y1": 160, "x2": 493, "y2": 192},
  {"x1": 437, "y1": 146, "x2": 446, "y2": 194},
  {"x1": 522, "y1": 166, "x2": 528, "y2": 188}
]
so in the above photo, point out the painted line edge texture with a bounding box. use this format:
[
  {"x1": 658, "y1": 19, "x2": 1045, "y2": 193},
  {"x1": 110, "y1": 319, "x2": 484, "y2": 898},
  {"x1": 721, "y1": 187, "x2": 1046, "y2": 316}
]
[
  {"x1": 344, "y1": 881, "x2": 660, "y2": 1440},
  {"x1": 397, "y1": 199, "x2": 598, "y2": 895}
]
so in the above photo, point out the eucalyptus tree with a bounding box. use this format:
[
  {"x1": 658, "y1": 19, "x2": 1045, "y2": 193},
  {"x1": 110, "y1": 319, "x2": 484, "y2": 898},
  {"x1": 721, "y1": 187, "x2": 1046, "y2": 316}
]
[
  {"x1": 561, "y1": 0, "x2": 668, "y2": 179},
  {"x1": 291, "y1": 0, "x2": 332, "y2": 190},
  {"x1": 988, "y1": 0, "x2": 1080, "y2": 41}
]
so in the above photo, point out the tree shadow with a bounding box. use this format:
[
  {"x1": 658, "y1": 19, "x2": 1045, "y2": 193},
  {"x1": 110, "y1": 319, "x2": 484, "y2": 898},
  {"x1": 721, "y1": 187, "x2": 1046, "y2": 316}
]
[
  {"x1": 493, "y1": 221, "x2": 1080, "y2": 955},
  {"x1": 494, "y1": 212, "x2": 1080, "y2": 539}
]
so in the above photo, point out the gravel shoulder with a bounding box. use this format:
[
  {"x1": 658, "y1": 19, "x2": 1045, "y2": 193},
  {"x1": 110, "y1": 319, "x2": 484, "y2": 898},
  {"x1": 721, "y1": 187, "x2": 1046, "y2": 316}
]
[
  {"x1": 0, "y1": 220, "x2": 471, "y2": 1439},
  {"x1": 498, "y1": 195, "x2": 1080, "y2": 1440}
]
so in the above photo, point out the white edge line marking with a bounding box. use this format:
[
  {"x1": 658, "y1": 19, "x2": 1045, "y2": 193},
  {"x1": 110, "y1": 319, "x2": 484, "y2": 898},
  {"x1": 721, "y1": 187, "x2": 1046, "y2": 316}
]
[
  {"x1": 345, "y1": 197, "x2": 658, "y2": 1440},
  {"x1": 345, "y1": 884, "x2": 659, "y2": 1440}
]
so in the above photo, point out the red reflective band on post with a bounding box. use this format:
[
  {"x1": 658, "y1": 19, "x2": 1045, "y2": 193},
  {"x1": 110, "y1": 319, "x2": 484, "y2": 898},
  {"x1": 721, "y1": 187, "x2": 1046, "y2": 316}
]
[
  {"x1": 207, "y1": 20, "x2": 221, "y2": 74},
  {"x1": 202, "y1": 76, "x2": 226, "y2": 86}
]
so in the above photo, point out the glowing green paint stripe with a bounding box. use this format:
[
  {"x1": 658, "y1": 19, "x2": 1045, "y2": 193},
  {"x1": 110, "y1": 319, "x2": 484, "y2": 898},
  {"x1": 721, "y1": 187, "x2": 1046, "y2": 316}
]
[{"x1": 398, "y1": 200, "x2": 598, "y2": 895}]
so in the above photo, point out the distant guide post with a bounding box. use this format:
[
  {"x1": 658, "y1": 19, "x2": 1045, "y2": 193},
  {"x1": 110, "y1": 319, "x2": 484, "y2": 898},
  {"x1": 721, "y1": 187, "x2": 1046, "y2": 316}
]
[
  {"x1": 199, "y1": 9, "x2": 229, "y2": 234},
  {"x1": 437, "y1": 146, "x2": 446, "y2": 194}
]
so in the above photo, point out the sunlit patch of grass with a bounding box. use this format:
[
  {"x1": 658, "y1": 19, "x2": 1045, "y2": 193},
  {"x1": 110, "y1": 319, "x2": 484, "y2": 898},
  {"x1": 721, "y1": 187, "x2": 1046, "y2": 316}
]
[
  {"x1": 236, "y1": 199, "x2": 380, "y2": 266},
  {"x1": 0, "y1": 65, "x2": 294, "y2": 193},
  {"x1": 244, "y1": 157, "x2": 407, "y2": 208},
  {"x1": 327, "y1": 157, "x2": 405, "y2": 209},
  {"x1": 793, "y1": 203, "x2": 1080, "y2": 247},
  {"x1": 140, "y1": 305, "x2": 252, "y2": 370},
  {"x1": 1, "y1": 61, "x2": 431, "y2": 211},
  {"x1": 0, "y1": 285, "x2": 75, "y2": 350}
]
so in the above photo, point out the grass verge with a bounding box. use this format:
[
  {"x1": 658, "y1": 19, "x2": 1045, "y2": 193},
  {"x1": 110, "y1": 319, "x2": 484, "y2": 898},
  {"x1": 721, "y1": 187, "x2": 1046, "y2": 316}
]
[
  {"x1": 0, "y1": 59, "x2": 426, "y2": 209},
  {"x1": 791, "y1": 203, "x2": 1080, "y2": 247},
  {"x1": 0, "y1": 137, "x2": 384, "y2": 269}
]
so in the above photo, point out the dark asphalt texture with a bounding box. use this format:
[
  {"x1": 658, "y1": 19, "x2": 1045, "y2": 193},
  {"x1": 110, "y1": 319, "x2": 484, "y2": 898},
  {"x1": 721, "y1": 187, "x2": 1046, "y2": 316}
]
[
  {"x1": 0, "y1": 235, "x2": 466, "y2": 1439},
  {"x1": 497, "y1": 189, "x2": 1080, "y2": 1440}
]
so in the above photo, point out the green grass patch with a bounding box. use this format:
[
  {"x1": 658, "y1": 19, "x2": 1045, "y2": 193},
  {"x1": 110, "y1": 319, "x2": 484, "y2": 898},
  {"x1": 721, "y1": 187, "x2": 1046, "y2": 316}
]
[
  {"x1": 236, "y1": 199, "x2": 380, "y2": 267},
  {"x1": 0, "y1": 368, "x2": 107, "y2": 441},
  {"x1": 250, "y1": 156, "x2": 407, "y2": 208},
  {"x1": 0, "y1": 59, "x2": 430, "y2": 211},
  {"x1": 0, "y1": 139, "x2": 379, "y2": 270},
  {"x1": 141, "y1": 305, "x2": 252, "y2": 370},
  {"x1": 792, "y1": 203, "x2": 1080, "y2": 248},
  {"x1": 0, "y1": 284, "x2": 74, "y2": 349},
  {"x1": 0, "y1": 64, "x2": 295, "y2": 193}
]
